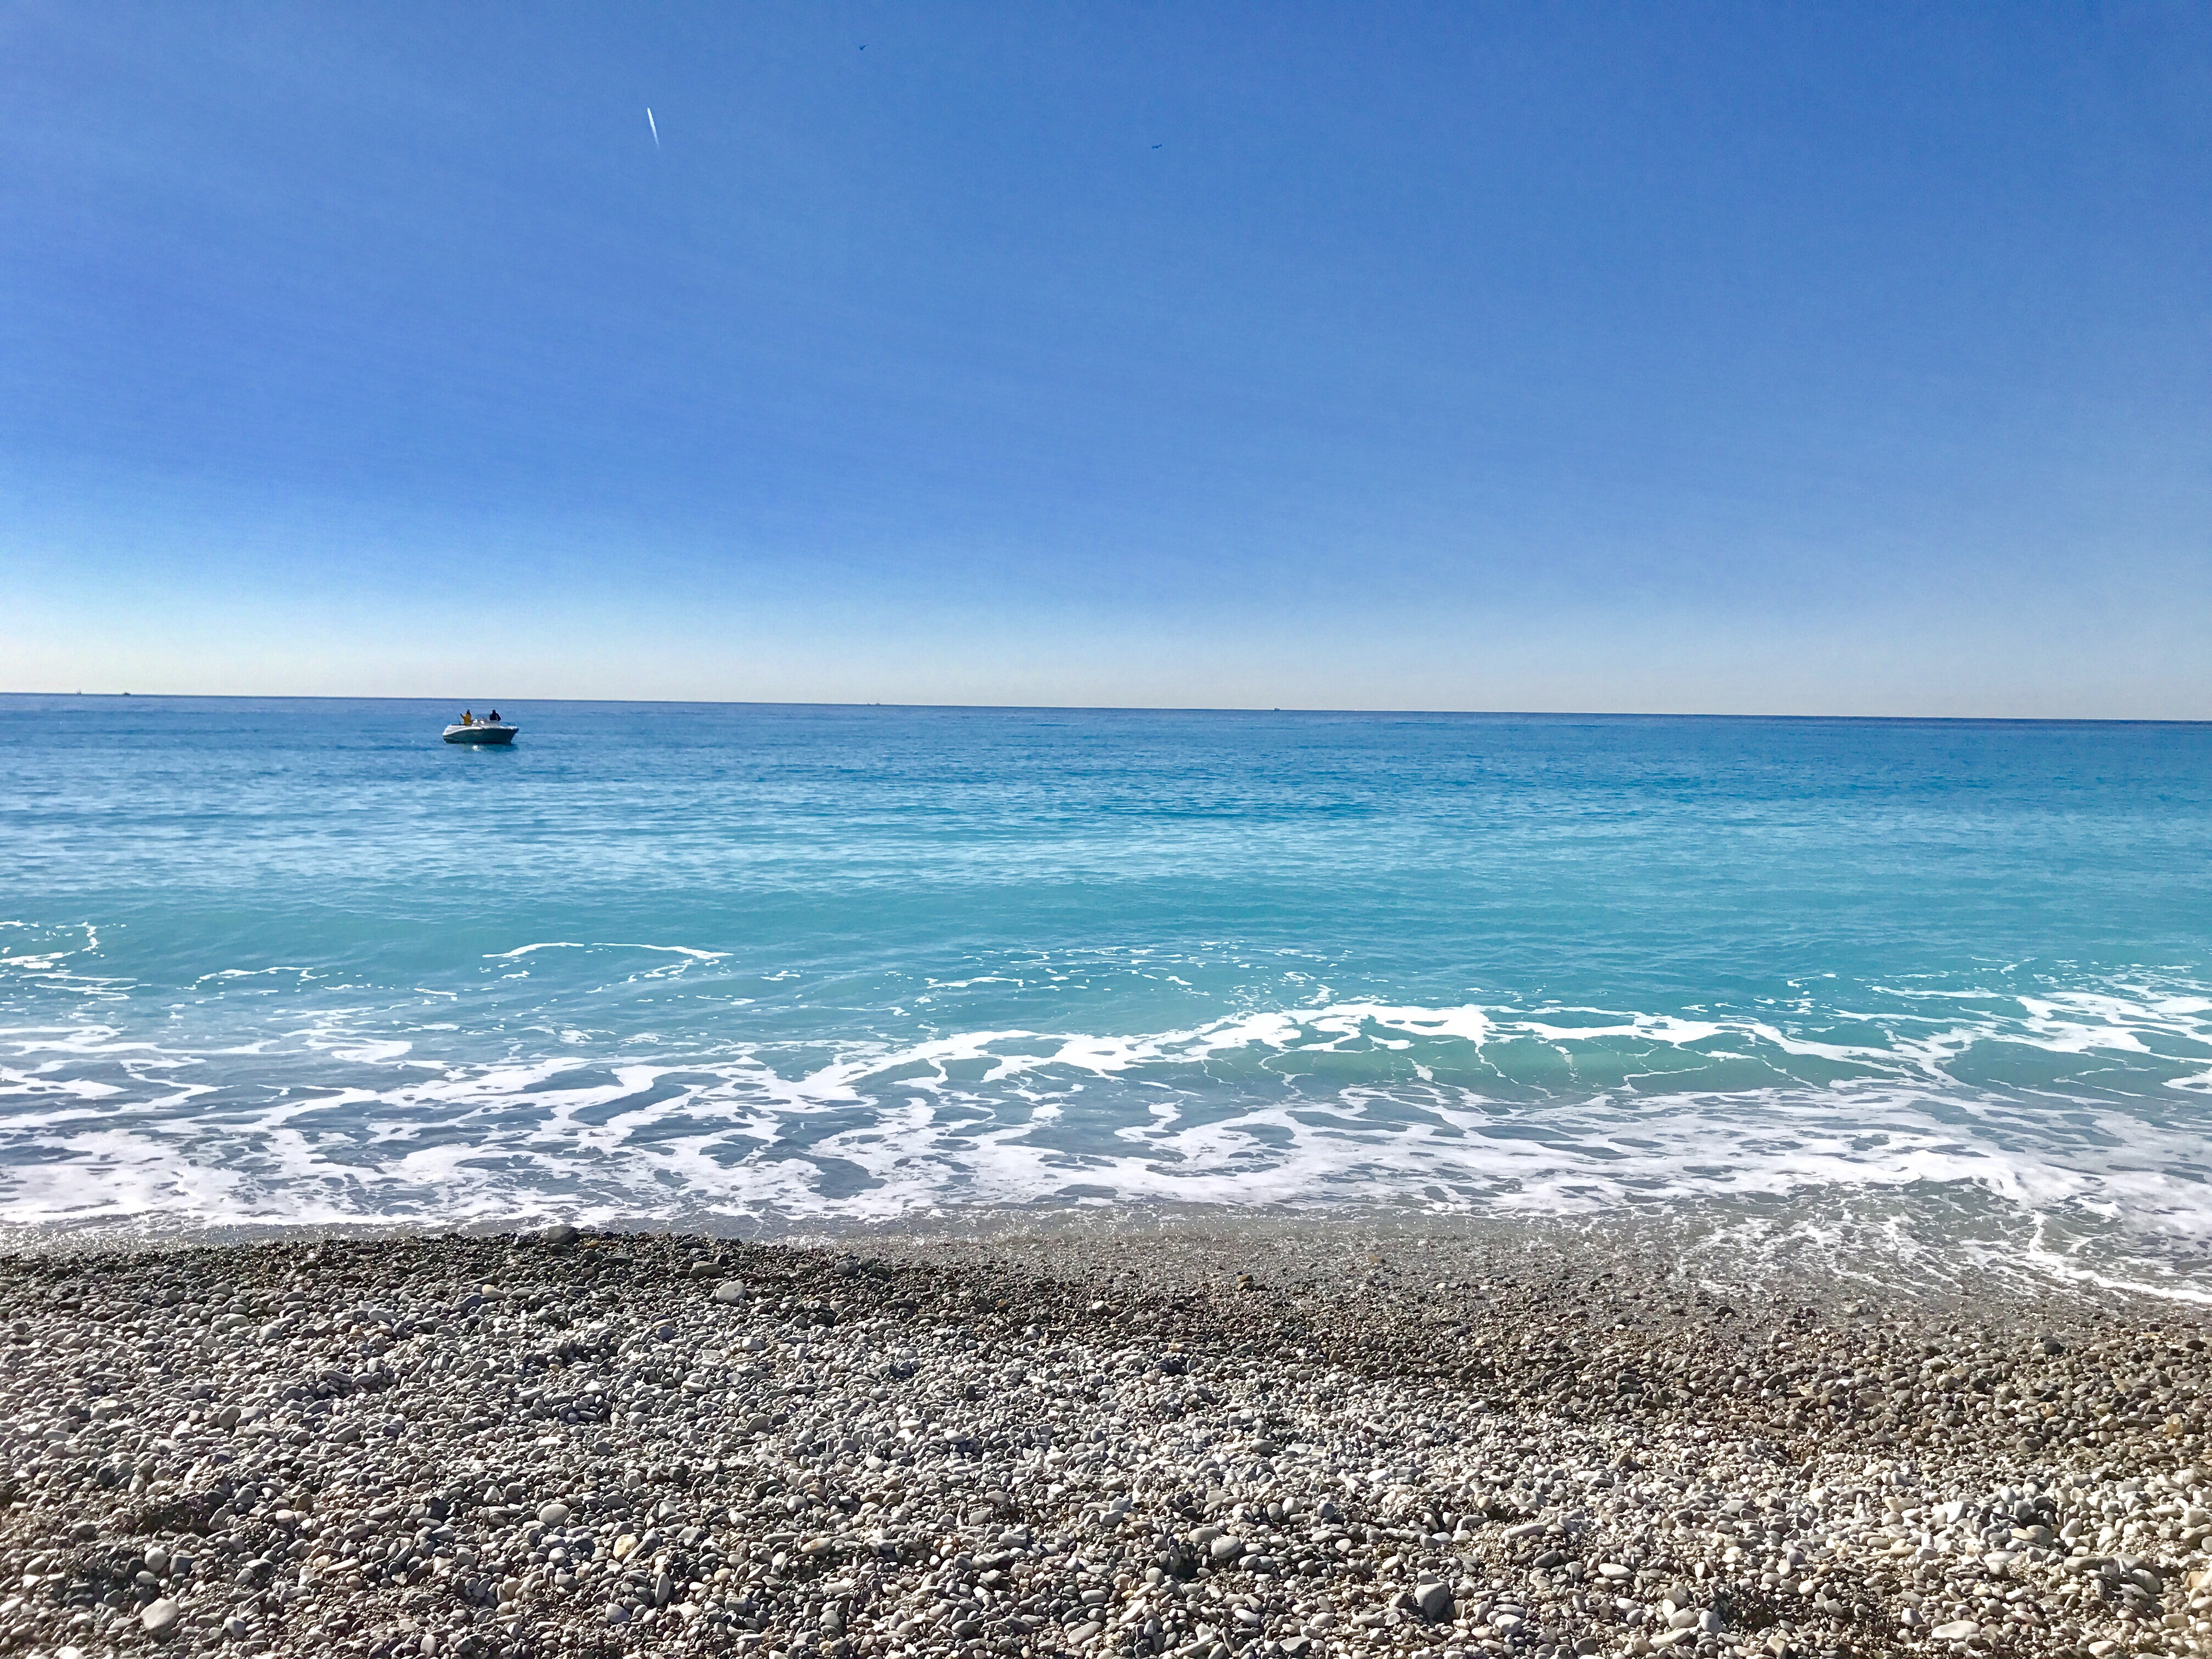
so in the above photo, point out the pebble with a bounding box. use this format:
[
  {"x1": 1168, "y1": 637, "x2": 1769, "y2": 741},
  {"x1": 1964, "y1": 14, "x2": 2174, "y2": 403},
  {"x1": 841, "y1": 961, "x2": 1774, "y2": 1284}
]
[{"x1": 0, "y1": 1220, "x2": 2208, "y2": 1659}]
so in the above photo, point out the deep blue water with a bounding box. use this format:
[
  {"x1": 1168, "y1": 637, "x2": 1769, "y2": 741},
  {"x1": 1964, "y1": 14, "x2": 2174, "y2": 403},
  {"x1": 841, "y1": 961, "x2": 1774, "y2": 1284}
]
[{"x1": 4, "y1": 697, "x2": 2211, "y2": 1291}]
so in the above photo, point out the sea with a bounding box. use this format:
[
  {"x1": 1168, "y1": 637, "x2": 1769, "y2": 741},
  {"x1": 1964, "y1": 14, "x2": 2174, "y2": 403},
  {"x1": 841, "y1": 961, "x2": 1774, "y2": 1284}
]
[{"x1": 3, "y1": 696, "x2": 2210, "y2": 1298}]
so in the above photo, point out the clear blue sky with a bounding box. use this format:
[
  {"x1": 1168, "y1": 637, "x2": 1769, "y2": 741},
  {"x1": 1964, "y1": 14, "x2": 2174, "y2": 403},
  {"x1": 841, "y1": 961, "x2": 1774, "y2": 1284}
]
[{"x1": 4, "y1": 3, "x2": 2208, "y2": 714}]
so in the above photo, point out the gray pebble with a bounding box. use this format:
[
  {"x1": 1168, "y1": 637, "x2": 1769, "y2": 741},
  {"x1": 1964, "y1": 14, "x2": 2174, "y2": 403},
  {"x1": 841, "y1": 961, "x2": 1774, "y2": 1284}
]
[{"x1": 0, "y1": 1224, "x2": 2200, "y2": 1659}]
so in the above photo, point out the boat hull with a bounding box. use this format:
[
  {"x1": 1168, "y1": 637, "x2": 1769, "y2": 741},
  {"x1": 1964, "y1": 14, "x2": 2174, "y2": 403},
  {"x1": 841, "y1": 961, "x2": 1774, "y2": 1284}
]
[{"x1": 442, "y1": 724, "x2": 518, "y2": 745}]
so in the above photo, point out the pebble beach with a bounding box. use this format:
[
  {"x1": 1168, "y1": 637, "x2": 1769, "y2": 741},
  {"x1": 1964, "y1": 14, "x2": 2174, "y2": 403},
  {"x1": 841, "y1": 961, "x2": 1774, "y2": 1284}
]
[{"x1": 3, "y1": 1219, "x2": 2209, "y2": 1659}]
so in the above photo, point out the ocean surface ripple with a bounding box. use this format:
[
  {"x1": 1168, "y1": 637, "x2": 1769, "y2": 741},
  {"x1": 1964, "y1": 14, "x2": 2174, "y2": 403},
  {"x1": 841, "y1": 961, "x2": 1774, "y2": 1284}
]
[{"x1": 4, "y1": 698, "x2": 2210, "y2": 1296}]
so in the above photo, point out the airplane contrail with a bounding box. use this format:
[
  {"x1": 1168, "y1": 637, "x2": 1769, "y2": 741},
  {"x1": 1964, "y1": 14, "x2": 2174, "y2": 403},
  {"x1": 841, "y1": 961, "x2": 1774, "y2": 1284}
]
[{"x1": 647, "y1": 106, "x2": 660, "y2": 149}]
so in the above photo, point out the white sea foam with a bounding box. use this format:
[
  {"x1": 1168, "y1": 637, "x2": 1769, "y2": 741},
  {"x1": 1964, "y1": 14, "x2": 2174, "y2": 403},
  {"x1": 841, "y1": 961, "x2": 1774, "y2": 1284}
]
[
  {"x1": 0, "y1": 987, "x2": 2205, "y2": 1291},
  {"x1": 487, "y1": 941, "x2": 731, "y2": 962},
  {"x1": 7, "y1": 912, "x2": 2212, "y2": 1296}
]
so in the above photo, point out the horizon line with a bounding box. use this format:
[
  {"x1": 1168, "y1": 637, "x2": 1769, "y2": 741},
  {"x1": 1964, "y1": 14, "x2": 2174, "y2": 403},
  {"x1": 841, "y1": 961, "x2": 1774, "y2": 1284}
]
[{"x1": 2, "y1": 691, "x2": 2208, "y2": 727}]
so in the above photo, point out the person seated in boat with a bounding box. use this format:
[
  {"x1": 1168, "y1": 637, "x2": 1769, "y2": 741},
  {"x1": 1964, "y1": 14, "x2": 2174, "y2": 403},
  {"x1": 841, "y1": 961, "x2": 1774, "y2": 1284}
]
[
  {"x1": 488, "y1": 709, "x2": 500, "y2": 723},
  {"x1": 460, "y1": 710, "x2": 473, "y2": 725}
]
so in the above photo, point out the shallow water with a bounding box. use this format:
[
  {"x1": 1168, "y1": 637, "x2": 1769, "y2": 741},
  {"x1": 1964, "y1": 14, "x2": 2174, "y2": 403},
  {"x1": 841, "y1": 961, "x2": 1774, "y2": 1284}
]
[{"x1": 4, "y1": 697, "x2": 2210, "y2": 1294}]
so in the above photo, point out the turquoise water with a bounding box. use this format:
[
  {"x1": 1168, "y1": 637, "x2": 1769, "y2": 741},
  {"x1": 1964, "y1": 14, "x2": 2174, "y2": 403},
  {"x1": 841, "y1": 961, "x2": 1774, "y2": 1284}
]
[{"x1": 4, "y1": 697, "x2": 2211, "y2": 1290}]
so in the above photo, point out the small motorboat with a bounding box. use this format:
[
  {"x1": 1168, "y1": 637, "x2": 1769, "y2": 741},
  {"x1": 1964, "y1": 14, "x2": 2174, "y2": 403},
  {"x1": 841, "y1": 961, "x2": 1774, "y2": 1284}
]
[{"x1": 443, "y1": 717, "x2": 518, "y2": 745}]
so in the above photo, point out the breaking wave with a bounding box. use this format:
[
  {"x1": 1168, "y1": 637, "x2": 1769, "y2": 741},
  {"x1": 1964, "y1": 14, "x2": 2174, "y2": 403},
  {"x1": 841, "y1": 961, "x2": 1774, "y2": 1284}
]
[{"x1": 5, "y1": 919, "x2": 2211, "y2": 1299}]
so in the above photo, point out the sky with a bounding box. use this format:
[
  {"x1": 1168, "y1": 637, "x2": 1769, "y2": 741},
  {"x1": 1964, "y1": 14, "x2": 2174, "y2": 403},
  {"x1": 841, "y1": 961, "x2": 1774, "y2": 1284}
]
[{"x1": 3, "y1": 2, "x2": 2209, "y2": 715}]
